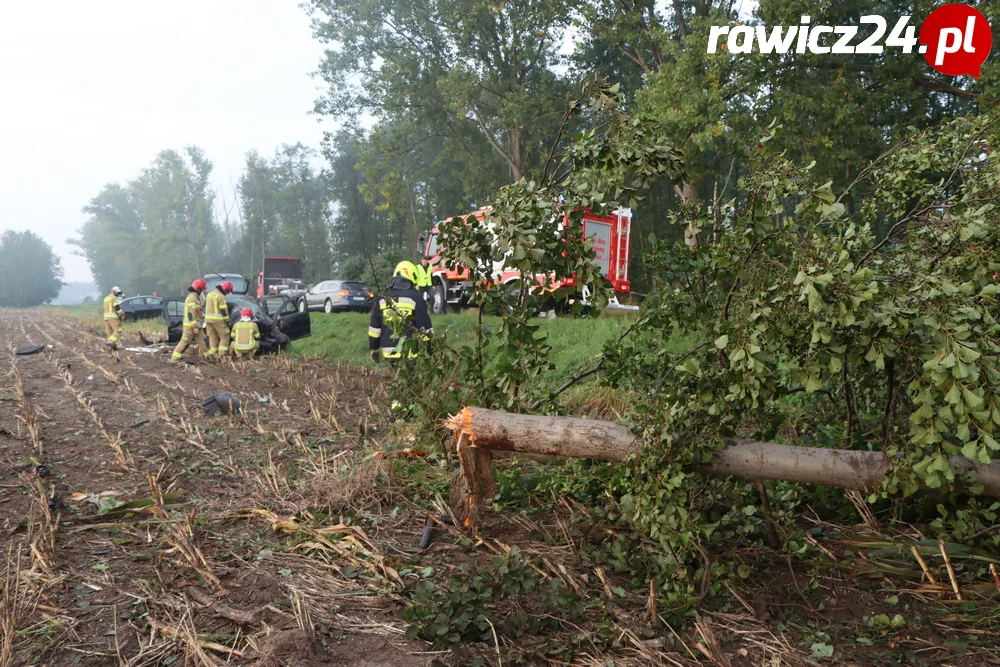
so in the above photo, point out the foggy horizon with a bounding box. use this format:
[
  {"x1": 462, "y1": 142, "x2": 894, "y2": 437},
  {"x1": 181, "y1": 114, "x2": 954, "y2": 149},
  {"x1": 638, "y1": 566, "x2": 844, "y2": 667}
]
[{"x1": 0, "y1": 1, "x2": 335, "y2": 284}]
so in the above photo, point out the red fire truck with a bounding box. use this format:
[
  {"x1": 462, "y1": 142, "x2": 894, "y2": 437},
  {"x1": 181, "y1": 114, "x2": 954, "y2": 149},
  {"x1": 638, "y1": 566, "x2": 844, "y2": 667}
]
[{"x1": 418, "y1": 207, "x2": 636, "y2": 315}]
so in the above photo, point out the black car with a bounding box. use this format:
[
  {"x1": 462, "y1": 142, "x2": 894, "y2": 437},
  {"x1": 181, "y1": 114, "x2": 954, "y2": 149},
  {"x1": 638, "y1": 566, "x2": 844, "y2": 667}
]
[
  {"x1": 119, "y1": 295, "x2": 165, "y2": 321},
  {"x1": 163, "y1": 294, "x2": 310, "y2": 354}
]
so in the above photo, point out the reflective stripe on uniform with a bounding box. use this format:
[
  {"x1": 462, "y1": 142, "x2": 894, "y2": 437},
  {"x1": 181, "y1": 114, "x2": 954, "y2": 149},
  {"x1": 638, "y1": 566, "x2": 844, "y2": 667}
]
[
  {"x1": 103, "y1": 294, "x2": 120, "y2": 320},
  {"x1": 231, "y1": 322, "x2": 259, "y2": 351},
  {"x1": 204, "y1": 292, "x2": 227, "y2": 321},
  {"x1": 381, "y1": 346, "x2": 418, "y2": 359},
  {"x1": 368, "y1": 326, "x2": 381, "y2": 338},
  {"x1": 184, "y1": 293, "x2": 202, "y2": 324}
]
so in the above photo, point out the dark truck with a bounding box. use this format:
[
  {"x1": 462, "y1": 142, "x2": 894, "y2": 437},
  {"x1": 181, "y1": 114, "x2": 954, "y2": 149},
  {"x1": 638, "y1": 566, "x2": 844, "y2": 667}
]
[
  {"x1": 256, "y1": 257, "x2": 301, "y2": 294},
  {"x1": 163, "y1": 273, "x2": 311, "y2": 354}
]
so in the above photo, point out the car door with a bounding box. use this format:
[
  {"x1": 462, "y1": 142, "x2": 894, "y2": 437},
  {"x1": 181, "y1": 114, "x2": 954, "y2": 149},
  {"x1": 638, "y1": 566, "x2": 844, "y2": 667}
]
[
  {"x1": 134, "y1": 297, "x2": 154, "y2": 319},
  {"x1": 260, "y1": 296, "x2": 311, "y2": 341},
  {"x1": 145, "y1": 297, "x2": 164, "y2": 319},
  {"x1": 163, "y1": 299, "x2": 185, "y2": 343},
  {"x1": 118, "y1": 297, "x2": 136, "y2": 318},
  {"x1": 308, "y1": 282, "x2": 327, "y2": 308}
]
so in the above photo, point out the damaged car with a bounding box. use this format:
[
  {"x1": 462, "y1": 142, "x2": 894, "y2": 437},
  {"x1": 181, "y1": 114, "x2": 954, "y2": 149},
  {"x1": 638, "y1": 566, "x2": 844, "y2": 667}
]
[{"x1": 163, "y1": 293, "x2": 310, "y2": 354}]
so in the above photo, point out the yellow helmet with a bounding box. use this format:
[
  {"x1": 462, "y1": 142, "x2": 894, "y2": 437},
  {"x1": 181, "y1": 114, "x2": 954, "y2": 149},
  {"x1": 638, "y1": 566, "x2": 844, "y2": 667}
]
[{"x1": 394, "y1": 261, "x2": 418, "y2": 282}]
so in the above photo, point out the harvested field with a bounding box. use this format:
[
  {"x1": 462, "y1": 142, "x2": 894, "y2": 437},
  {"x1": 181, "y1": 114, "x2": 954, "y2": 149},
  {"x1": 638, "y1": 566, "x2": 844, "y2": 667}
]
[
  {"x1": 0, "y1": 308, "x2": 434, "y2": 666},
  {"x1": 5, "y1": 308, "x2": 1000, "y2": 666}
]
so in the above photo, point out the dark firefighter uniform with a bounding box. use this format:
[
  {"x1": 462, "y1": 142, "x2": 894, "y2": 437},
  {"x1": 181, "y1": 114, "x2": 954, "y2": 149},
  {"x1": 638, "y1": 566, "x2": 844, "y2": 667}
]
[{"x1": 369, "y1": 262, "x2": 433, "y2": 361}]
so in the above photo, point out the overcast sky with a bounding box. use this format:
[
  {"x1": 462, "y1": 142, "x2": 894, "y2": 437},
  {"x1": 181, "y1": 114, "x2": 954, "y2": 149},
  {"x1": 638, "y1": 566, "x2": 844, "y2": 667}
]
[{"x1": 0, "y1": 1, "x2": 335, "y2": 283}]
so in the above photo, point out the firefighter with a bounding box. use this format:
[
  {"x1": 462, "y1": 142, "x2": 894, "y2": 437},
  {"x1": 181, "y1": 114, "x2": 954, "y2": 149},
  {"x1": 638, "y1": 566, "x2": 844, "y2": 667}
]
[
  {"x1": 413, "y1": 258, "x2": 433, "y2": 294},
  {"x1": 204, "y1": 281, "x2": 234, "y2": 360},
  {"x1": 170, "y1": 279, "x2": 207, "y2": 364},
  {"x1": 369, "y1": 261, "x2": 433, "y2": 363},
  {"x1": 230, "y1": 308, "x2": 261, "y2": 360},
  {"x1": 102, "y1": 286, "x2": 124, "y2": 349}
]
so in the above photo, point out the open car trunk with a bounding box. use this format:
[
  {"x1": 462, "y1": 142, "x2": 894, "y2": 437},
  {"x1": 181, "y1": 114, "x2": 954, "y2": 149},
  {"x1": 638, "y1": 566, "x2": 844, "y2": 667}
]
[{"x1": 164, "y1": 294, "x2": 311, "y2": 354}]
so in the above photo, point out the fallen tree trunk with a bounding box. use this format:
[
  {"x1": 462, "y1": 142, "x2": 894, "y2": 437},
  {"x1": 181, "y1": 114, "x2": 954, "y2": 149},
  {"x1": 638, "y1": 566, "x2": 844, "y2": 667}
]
[{"x1": 446, "y1": 406, "x2": 1000, "y2": 524}]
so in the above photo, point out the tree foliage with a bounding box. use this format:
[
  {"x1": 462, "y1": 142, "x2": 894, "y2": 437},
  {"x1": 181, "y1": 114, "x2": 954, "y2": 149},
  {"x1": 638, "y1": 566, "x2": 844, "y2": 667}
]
[
  {"x1": 235, "y1": 144, "x2": 334, "y2": 283},
  {"x1": 0, "y1": 231, "x2": 63, "y2": 307},
  {"x1": 391, "y1": 80, "x2": 683, "y2": 430},
  {"x1": 589, "y1": 113, "x2": 1000, "y2": 603},
  {"x1": 71, "y1": 148, "x2": 222, "y2": 294}
]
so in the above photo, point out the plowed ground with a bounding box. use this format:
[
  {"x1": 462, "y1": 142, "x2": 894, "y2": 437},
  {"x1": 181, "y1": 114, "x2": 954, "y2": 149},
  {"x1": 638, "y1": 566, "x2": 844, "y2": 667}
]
[
  {"x1": 1, "y1": 308, "x2": 436, "y2": 666},
  {"x1": 5, "y1": 308, "x2": 1000, "y2": 667}
]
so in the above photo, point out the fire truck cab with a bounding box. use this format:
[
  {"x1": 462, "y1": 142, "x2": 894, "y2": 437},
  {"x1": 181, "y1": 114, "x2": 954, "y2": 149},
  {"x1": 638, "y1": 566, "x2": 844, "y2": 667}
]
[{"x1": 419, "y1": 207, "x2": 637, "y2": 315}]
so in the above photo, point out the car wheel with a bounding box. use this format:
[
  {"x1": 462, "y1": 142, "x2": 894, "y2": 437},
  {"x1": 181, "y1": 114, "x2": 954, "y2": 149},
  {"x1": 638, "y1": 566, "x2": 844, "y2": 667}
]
[
  {"x1": 324, "y1": 299, "x2": 333, "y2": 314},
  {"x1": 298, "y1": 299, "x2": 307, "y2": 313},
  {"x1": 431, "y1": 284, "x2": 446, "y2": 316}
]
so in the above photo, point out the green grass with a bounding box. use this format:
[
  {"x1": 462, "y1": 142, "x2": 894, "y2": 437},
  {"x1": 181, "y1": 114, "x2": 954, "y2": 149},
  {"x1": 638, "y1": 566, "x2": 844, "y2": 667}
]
[
  {"x1": 292, "y1": 310, "x2": 637, "y2": 380},
  {"x1": 48, "y1": 304, "x2": 643, "y2": 386},
  {"x1": 47, "y1": 305, "x2": 102, "y2": 323}
]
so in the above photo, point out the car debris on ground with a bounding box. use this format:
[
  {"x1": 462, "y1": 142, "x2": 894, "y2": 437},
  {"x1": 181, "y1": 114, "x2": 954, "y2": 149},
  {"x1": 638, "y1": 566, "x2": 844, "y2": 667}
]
[{"x1": 200, "y1": 393, "x2": 242, "y2": 416}]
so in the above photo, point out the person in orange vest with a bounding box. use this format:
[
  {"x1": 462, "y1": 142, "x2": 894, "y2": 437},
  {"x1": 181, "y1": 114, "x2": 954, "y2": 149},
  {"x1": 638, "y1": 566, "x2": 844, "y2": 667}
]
[
  {"x1": 203, "y1": 281, "x2": 233, "y2": 360},
  {"x1": 102, "y1": 286, "x2": 124, "y2": 350},
  {"x1": 170, "y1": 280, "x2": 207, "y2": 364},
  {"x1": 230, "y1": 308, "x2": 261, "y2": 360}
]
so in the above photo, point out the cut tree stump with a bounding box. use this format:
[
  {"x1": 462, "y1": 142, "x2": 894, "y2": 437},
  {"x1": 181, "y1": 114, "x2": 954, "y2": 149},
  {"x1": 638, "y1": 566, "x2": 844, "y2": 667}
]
[{"x1": 445, "y1": 406, "x2": 1000, "y2": 526}]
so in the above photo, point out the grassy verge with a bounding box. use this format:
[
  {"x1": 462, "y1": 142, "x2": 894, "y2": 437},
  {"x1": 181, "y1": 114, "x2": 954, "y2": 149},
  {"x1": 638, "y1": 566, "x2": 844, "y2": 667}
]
[{"x1": 293, "y1": 310, "x2": 637, "y2": 380}]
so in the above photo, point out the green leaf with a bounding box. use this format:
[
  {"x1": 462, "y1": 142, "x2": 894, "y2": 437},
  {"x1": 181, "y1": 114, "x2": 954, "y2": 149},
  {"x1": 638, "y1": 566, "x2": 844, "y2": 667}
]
[
  {"x1": 804, "y1": 375, "x2": 823, "y2": 393},
  {"x1": 714, "y1": 335, "x2": 729, "y2": 349},
  {"x1": 810, "y1": 642, "x2": 834, "y2": 659}
]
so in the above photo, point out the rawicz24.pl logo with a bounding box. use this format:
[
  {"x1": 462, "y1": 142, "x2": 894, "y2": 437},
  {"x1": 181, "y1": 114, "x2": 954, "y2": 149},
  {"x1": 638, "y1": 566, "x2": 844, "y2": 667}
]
[{"x1": 707, "y1": 3, "x2": 993, "y2": 78}]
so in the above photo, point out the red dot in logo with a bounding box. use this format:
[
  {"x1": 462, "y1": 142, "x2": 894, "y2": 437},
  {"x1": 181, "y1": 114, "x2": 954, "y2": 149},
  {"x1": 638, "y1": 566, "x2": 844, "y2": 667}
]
[{"x1": 919, "y1": 4, "x2": 993, "y2": 78}]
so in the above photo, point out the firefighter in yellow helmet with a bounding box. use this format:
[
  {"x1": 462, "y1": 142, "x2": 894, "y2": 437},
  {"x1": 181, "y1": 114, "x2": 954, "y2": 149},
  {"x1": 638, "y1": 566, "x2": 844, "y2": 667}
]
[
  {"x1": 204, "y1": 281, "x2": 234, "y2": 360},
  {"x1": 230, "y1": 308, "x2": 260, "y2": 360},
  {"x1": 171, "y1": 279, "x2": 207, "y2": 364},
  {"x1": 102, "y1": 286, "x2": 124, "y2": 349},
  {"x1": 368, "y1": 261, "x2": 433, "y2": 362}
]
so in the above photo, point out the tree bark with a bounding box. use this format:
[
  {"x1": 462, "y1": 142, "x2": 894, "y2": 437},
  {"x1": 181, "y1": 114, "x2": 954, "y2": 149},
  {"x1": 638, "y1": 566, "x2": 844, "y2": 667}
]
[{"x1": 446, "y1": 407, "x2": 1000, "y2": 523}]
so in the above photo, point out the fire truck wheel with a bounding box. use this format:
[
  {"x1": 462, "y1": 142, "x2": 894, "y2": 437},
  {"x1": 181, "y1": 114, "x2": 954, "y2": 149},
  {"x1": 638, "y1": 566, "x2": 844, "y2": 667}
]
[
  {"x1": 503, "y1": 281, "x2": 537, "y2": 314},
  {"x1": 430, "y1": 284, "x2": 447, "y2": 316}
]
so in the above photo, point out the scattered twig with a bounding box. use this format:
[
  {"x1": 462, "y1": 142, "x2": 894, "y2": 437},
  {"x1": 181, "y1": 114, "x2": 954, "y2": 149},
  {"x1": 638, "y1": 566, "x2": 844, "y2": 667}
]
[
  {"x1": 911, "y1": 545, "x2": 937, "y2": 585},
  {"x1": 939, "y1": 540, "x2": 962, "y2": 600}
]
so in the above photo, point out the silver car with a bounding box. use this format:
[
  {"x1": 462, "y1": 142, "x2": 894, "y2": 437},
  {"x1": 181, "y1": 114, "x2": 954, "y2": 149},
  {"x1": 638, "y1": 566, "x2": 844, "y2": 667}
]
[{"x1": 305, "y1": 280, "x2": 374, "y2": 313}]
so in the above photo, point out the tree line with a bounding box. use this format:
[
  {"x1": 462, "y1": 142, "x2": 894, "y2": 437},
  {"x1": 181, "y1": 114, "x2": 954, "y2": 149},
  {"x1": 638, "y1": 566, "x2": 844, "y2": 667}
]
[{"x1": 72, "y1": 0, "x2": 997, "y2": 296}]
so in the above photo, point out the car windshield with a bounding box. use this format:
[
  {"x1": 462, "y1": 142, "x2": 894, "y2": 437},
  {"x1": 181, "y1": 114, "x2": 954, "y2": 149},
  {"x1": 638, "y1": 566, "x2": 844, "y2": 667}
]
[
  {"x1": 426, "y1": 232, "x2": 439, "y2": 258},
  {"x1": 204, "y1": 275, "x2": 250, "y2": 294},
  {"x1": 343, "y1": 282, "x2": 368, "y2": 292},
  {"x1": 227, "y1": 295, "x2": 263, "y2": 317}
]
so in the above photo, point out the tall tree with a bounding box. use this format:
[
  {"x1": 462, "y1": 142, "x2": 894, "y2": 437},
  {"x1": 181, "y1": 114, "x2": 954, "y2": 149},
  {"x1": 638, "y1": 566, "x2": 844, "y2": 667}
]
[
  {"x1": 235, "y1": 144, "x2": 334, "y2": 283},
  {"x1": 0, "y1": 231, "x2": 63, "y2": 307},
  {"x1": 130, "y1": 147, "x2": 220, "y2": 284},
  {"x1": 72, "y1": 148, "x2": 222, "y2": 294},
  {"x1": 307, "y1": 0, "x2": 578, "y2": 183},
  {"x1": 579, "y1": 0, "x2": 997, "y2": 247},
  {"x1": 71, "y1": 184, "x2": 145, "y2": 293}
]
